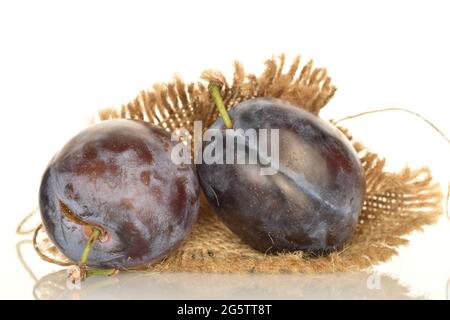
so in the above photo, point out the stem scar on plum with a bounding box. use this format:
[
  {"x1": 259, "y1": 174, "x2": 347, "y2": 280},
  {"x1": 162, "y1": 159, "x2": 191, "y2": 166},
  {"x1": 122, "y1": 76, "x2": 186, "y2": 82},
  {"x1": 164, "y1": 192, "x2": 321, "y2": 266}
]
[
  {"x1": 59, "y1": 201, "x2": 109, "y2": 242},
  {"x1": 59, "y1": 202, "x2": 116, "y2": 280},
  {"x1": 76, "y1": 228, "x2": 117, "y2": 281}
]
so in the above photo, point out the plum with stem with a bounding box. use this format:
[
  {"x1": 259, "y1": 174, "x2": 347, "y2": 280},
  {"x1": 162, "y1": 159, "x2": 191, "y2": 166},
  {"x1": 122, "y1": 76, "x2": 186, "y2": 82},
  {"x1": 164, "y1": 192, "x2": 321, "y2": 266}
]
[
  {"x1": 197, "y1": 85, "x2": 365, "y2": 254},
  {"x1": 39, "y1": 119, "x2": 199, "y2": 270}
]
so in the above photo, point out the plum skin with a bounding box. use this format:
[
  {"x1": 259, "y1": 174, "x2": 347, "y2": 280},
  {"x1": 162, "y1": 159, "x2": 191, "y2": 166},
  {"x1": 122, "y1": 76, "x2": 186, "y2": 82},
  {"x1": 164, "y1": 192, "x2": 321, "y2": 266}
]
[
  {"x1": 197, "y1": 98, "x2": 365, "y2": 254},
  {"x1": 39, "y1": 119, "x2": 199, "y2": 269}
]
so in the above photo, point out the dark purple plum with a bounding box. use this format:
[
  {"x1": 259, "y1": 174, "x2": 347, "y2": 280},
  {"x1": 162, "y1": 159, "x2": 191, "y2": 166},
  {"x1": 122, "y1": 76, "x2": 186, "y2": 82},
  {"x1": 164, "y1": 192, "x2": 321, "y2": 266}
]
[
  {"x1": 39, "y1": 119, "x2": 199, "y2": 269},
  {"x1": 197, "y1": 98, "x2": 365, "y2": 254}
]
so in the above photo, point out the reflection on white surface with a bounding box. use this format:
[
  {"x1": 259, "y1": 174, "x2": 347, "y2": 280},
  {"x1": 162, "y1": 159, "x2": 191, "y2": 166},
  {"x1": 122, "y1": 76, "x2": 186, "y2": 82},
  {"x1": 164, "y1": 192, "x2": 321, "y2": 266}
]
[
  {"x1": 15, "y1": 235, "x2": 419, "y2": 300},
  {"x1": 13, "y1": 219, "x2": 450, "y2": 300},
  {"x1": 32, "y1": 270, "x2": 418, "y2": 300}
]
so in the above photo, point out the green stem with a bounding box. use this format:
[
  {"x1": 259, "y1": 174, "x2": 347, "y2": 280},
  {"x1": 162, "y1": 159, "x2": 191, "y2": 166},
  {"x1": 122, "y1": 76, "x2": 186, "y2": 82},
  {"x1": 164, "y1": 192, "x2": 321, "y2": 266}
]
[
  {"x1": 80, "y1": 228, "x2": 101, "y2": 267},
  {"x1": 79, "y1": 228, "x2": 116, "y2": 278},
  {"x1": 209, "y1": 83, "x2": 233, "y2": 129}
]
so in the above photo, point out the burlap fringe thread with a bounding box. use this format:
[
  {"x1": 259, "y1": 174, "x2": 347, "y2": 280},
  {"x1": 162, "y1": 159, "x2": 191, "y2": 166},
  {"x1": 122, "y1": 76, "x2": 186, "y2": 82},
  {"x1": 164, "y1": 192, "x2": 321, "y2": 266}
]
[{"x1": 35, "y1": 54, "x2": 443, "y2": 273}]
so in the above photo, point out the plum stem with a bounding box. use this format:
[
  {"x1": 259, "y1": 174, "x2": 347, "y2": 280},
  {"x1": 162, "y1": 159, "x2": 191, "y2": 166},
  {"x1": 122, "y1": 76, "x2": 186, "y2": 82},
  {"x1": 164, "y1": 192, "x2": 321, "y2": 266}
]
[
  {"x1": 79, "y1": 228, "x2": 116, "y2": 279},
  {"x1": 209, "y1": 82, "x2": 233, "y2": 129},
  {"x1": 80, "y1": 228, "x2": 101, "y2": 267}
]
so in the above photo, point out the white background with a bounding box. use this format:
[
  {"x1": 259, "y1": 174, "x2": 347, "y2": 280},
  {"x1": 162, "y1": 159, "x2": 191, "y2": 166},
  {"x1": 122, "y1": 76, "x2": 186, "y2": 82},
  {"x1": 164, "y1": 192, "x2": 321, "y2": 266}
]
[{"x1": 0, "y1": 0, "x2": 449, "y2": 299}]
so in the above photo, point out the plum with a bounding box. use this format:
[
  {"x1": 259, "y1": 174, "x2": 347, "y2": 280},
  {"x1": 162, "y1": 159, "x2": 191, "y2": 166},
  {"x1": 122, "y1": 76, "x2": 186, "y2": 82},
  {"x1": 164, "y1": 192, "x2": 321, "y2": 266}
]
[
  {"x1": 197, "y1": 97, "x2": 365, "y2": 254},
  {"x1": 39, "y1": 119, "x2": 199, "y2": 269}
]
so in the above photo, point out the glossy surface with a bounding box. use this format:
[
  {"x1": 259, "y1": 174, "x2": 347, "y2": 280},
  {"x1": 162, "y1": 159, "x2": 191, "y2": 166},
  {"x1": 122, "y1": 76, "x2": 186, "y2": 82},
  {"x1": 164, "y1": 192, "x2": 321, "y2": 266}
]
[
  {"x1": 32, "y1": 271, "x2": 415, "y2": 300},
  {"x1": 197, "y1": 98, "x2": 365, "y2": 254},
  {"x1": 39, "y1": 119, "x2": 199, "y2": 269}
]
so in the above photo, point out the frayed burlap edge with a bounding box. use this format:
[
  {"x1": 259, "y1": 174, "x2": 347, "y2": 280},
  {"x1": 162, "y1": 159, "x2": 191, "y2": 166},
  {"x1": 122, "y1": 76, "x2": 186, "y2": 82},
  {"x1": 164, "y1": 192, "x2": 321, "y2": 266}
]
[
  {"x1": 96, "y1": 54, "x2": 335, "y2": 132},
  {"x1": 33, "y1": 54, "x2": 443, "y2": 273}
]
